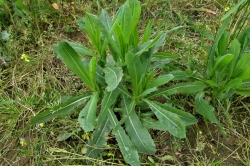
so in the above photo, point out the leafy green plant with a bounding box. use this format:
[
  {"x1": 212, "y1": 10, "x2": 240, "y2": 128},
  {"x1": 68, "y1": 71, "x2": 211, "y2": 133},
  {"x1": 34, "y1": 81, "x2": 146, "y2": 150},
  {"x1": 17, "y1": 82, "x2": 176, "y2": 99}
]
[
  {"x1": 30, "y1": 0, "x2": 206, "y2": 165},
  {"x1": 192, "y1": 0, "x2": 250, "y2": 128}
]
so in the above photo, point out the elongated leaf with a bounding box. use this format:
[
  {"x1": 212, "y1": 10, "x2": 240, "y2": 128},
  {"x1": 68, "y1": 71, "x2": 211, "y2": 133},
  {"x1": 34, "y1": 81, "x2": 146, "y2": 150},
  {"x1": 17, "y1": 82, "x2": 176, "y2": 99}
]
[
  {"x1": 190, "y1": 26, "x2": 214, "y2": 40},
  {"x1": 148, "y1": 81, "x2": 206, "y2": 99},
  {"x1": 125, "y1": 51, "x2": 144, "y2": 96},
  {"x1": 30, "y1": 94, "x2": 91, "y2": 124},
  {"x1": 77, "y1": 18, "x2": 86, "y2": 31},
  {"x1": 108, "y1": 109, "x2": 140, "y2": 166},
  {"x1": 121, "y1": 2, "x2": 132, "y2": 43},
  {"x1": 137, "y1": 87, "x2": 157, "y2": 98},
  {"x1": 85, "y1": 13, "x2": 101, "y2": 53},
  {"x1": 97, "y1": 14, "x2": 122, "y2": 60},
  {"x1": 140, "y1": 48, "x2": 154, "y2": 78},
  {"x1": 97, "y1": 89, "x2": 120, "y2": 127},
  {"x1": 228, "y1": 39, "x2": 241, "y2": 78},
  {"x1": 157, "y1": 103, "x2": 197, "y2": 126},
  {"x1": 57, "y1": 42, "x2": 94, "y2": 90},
  {"x1": 207, "y1": 17, "x2": 231, "y2": 75},
  {"x1": 86, "y1": 118, "x2": 112, "y2": 159},
  {"x1": 217, "y1": 32, "x2": 230, "y2": 57},
  {"x1": 144, "y1": 100, "x2": 186, "y2": 138},
  {"x1": 237, "y1": 27, "x2": 250, "y2": 53},
  {"x1": 151, "y1": 33, "x2": 166, "y2": 54},
  {"x1": 133, "y1": 33, "x2": 165, "y2": 56},
  {"x1": 147, "y1": 74, "x2": 174, "y2": 89},
  {"x1": 121, "y1": 95, "x2": 156, "y2": 154},
  {"x1": 128, "y1": 0, "x2": 141, "y2": 35},
  {"x1": 103, "y1": 66, "x2": 123, "y2": 91},
  {"x1": 233, "y1": 53, "x2": 250, "y2": 78},
  {"x1": 67, "y1": 41, "x2": 97, "y2": 57},
  {"x1": 141, "y1": 116, "x2": 167, "y2": 131},
  {"x1": 235, "y1": 87, "x2": 250, "y2": 96},
  {"x1": 88, "y1": 57, "x2": 98, "y2": 90},
  {"x1": 209, "y1": 54, "x2": 234, "y2": 78},
  {"x1": 168, "y1": 70, "x2": 188, "y2": 81},
  {"x1": 195, "y1": 92, "x2": 218, "y2": 123},
  {"x1": 113, "y1": 24, "x2": 126, "y2": 56},
  {"x1": 215, "y1": 78, "x2": 242, "y2": 96},
  {"x1": 239, "y1": 67, "x2": 250, "y2": 81},
  {"x1": 99, "y1": 9, "x2": 113, "y2": 57},
  {"x1": 118, "y1": 84, "x2": 133, "y2": 99},
  {"x1": 78, "y1": 92, "x2": 99, "y2": 132},
  {"x1": 221, "y1": 0, "x2": 247, "y2": 21},
  {"x1": 142, "y1": 19, "x2": 154, "y2": 44}
]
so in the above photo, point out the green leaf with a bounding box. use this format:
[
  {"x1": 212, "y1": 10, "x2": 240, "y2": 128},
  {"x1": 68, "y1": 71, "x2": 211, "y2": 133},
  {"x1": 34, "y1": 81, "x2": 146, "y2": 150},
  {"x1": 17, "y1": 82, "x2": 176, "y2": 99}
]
[
  {"x1": 103, "y1": 66, "x2": 123, "y2": 91},
  {"x1": 78, "y1": 92, "x2": 99, "y2": 132},
  {"x1": 137, "y1": 87, "x2": 157, "y2": 98},
  {"x1": 235, "y1": 87, "x2": 250, "y2": 96},
  {"x1": 214, "y1": 78, "x2": 242, "y2": 96},
  {"x1": 85, "y1": 13, "x2": 101, "y2": 53},
  {"x1": 133, "y1": 33, "x2": 165, "y2": 56},
  {"x1": 77, "y1": 18, "x2": 86, "y2": 32},
  {"x1": 57, "y1": 42, "x2": 94, "y2": 90},
  {"x1": 144, "y1": 100, "x2": 186, "y2": 138},
  {"x1": 67, "y1": 41, "x2": 97, "y2": 57},
  {"x1": 237, "y1": 27, "x2": 250, "y2": 53},
  {"x1": 168, "y1": 70, "x2": 188, "y2": 81},
  {"x1": 147, "y1": 74, "x2": 174, "y2": 89},
  {"x1": 156, "y1": 103, "x2": 198, "y2": 126},
  {"x1": 148, "y1": 81, "x2": 206, "y2": 99},
  {"x1": 125, "y1": 51, "x2": 144, "y2": 96},
  {"x1": 141, "y1": 19, "x2": 154, "y2": 44},
  {"x1": 88, "y1": 57, "x2": 98, "y2": 90},
  {"x1": 97, "y1": 89, "x2": 120, "y2": 127},
  {"x1": 221, "y1": 0, "x2": 247, "y2": 21},
  {"x1": 86, "y1": 118, "x2": 112, "y2": 159},
  {"x1": 217, "y1": 32, "x2": 230, "y2": 57},
  {"x1": 121, "y1": 2, "x2": 132, "y2": 44},
  {"x1": 30, "y1": 94, "x2": 91, "y2": 124},
  {"x1": 207, "y1": 17, "x2": 231, "y2": 75},
  {"x1": 113, "y1": 24, "x2": 126, "y2": 56},
  {"x1": 141, "y1": 116, "x2": 167, "y2": 131},
  {"x1": 209, "y1": 54, "x2": 234, "y2": 78},
  {"x1": 16, "y1": 0, "x2": 30, "y2": 15},
  {"x1": 108, "y1": 109, "x2": 140, "y2": 166},
  {"x1": 57, "y1": 132, "x2": 73, "y2": 141},
  {"x1": 190, "y1": 26, "x2": 214, "y2": 40},
  {"x1": 97, "y1": 12, "x2": 122, "y2": 60},
  {"x1": 121, "y1": 95, "x2": 156, "y2": 154},
  {"x1": 195, "y1": 92, "x2": 218, "y2": 123},
  {"x1": 233, "y1": 53, "x2": 250, "y2": 79},
  {"x1": 228, "y1": 39, "x2": 241, "y2": 78},
  {"x1": 118, "y1": 84, "x2": 133, "y2": 99},
  {"x1": 128, "y1": 0, "x2": 141, "y2": 35}
]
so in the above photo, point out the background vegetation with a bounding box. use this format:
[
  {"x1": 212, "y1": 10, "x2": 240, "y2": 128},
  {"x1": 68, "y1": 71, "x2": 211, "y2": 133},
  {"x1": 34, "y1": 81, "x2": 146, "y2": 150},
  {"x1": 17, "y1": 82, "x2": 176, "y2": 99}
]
[{"x1": 0, "y1": 0, "x2": 249, "y2": 165}]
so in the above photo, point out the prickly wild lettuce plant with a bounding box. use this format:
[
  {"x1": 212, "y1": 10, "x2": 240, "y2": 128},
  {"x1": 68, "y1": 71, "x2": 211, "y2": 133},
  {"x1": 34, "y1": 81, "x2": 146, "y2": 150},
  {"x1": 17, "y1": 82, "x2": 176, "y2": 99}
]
[
  {"x1": 30, "y1": 0, "x2": 206, "y2": 165},
  {"x1": 193, "y1": 0, "x2": 250, "y2": 128}
]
